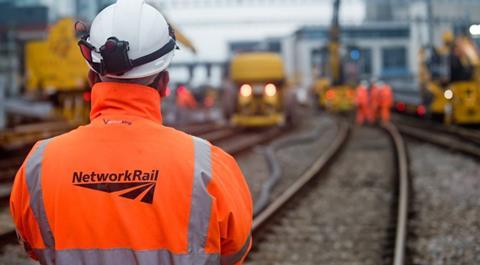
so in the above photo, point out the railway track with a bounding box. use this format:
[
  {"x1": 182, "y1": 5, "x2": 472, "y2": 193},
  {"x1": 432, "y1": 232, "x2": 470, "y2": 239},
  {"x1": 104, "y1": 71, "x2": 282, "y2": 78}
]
[
  {"x1": 406, "y1": 138, "x2": 480, "y2": 264},
  {"x1": 0, "y1": 121, "x2": 77, "y2": 151},
  {"x1": 395, "y1": 116, "x2": 480, "y2": 264},
  {"x1": 248, "y1": 122, "x2": 410, "y2": 265},
  {"x1": 394, "y1": 114, "x2": 480, "y2": 158}
]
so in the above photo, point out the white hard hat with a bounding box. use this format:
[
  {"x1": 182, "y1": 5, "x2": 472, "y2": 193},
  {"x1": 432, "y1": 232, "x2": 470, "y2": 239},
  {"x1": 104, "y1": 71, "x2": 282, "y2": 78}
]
[{"x1": 79, "y1": 0, "x2": 176, "y2": 79}]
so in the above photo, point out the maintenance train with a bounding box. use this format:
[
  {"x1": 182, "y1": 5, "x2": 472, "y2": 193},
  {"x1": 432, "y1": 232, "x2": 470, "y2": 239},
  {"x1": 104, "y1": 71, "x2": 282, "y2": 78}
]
[
  {"x1": 223, "y1": 52, "x2": 296, "y2": 127},
  {"x1": 395, "y1": 31, "x2": 480, "y2": 125},
  {"x1": 311, "y1": 0, "x2": 355, "y2": 112}
]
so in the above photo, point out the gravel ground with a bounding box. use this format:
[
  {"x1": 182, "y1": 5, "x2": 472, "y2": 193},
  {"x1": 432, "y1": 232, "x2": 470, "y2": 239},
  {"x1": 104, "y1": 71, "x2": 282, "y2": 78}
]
[
  {"x1": 237, "y1": 112, "x2": 337, "y2": 201},
  {"x1": 0, "y1": 245, "x2": 36, "y2": 265},
  {"x1": 408, "y1": 141, "x2": 480, "y2": 265},
  {"x1": 246, "y1": 126, "x2": 395, "y2": 264},
  {"x1": 272, "y1": 115, "x2": 337, "y2": 200}
]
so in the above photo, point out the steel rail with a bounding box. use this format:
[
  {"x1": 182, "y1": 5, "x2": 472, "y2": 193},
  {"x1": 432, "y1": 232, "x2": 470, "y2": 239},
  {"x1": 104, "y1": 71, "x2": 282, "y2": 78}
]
[
  {"x1": 178, "y1": 123, "x2": 225, "y2": 135},
  {"x1": 217, "y1": 128, "x2": 288, "y2": 156},
  {"x1": 382, "y1": 123, "x2": 409, "y2": 265},
  {"x1": 253, "y1": 124, "x2": 325, "y2": 216},
  {"x1": 396, "y1": 124, "x2": 480, "y2": 158},
  {"x1": 197, "y1": 128, "x2": 238, "y2": 143},
  {"x1": 393, "y1": 114, "x2": 480, "y2": 146},
  {"x1": 252, "y1": 121, "x2": 350, "y2": 233}
]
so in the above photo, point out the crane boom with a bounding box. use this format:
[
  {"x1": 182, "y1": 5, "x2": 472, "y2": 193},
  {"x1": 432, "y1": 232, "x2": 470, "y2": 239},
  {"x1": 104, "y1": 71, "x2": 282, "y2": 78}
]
[
  {"x1": 330, "y1": 0, "x2": 340, "y2": 43},
  {"x1": 328, "y1": 0, "x2": 342, "y2": 85}
]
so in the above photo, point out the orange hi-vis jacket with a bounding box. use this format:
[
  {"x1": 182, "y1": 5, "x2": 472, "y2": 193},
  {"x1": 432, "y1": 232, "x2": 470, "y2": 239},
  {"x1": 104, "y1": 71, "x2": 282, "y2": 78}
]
[
  {"x1": 176, "y1": 88, "x2": 198, "y2": 109},
  {"x1": 355, "y1": 85, "x2": 369, "y2": 106},
  {"x1": 10, "y1": 82, "x2": 253, "y2": 265},
  {"x1": 370, "y1": 85, "x2": 380, "y2": 108},
  {"x1": 379, "y1": 84, "x2": 393, "y2": 108}
]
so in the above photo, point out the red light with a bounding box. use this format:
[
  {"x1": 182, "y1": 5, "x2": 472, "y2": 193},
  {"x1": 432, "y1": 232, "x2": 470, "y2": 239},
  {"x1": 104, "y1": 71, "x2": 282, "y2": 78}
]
[
  {"x1": 396, "y1": 102, "x2": 406, "y2": 112},
  {"x1": 83, "y1": 91, "x2": 91, "y2": 102},
  {"x1": 265, "y1": 83, "x2": 277, "y2": 97},
  {"x1": 240, "y1": 84, "x2": 252, "y2": 97},
  {"x1": 416, "y1": 105, "x2": 426, "y2": 116},
  {"x1": 326, "y1": 90, "x2": 335, "y2": 100}
]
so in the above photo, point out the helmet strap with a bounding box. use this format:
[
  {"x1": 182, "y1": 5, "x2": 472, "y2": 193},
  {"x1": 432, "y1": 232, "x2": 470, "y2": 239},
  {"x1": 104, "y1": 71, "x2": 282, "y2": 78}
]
[{"x1": 83, "y1": 37, "x2": 176, "y2": 76}]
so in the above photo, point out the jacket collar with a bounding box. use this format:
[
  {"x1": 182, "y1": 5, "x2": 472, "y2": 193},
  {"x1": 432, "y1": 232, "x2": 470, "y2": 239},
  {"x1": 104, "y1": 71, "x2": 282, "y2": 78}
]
[{"x1": 90, "y1": 82, "x2": 162, "y2": 123}]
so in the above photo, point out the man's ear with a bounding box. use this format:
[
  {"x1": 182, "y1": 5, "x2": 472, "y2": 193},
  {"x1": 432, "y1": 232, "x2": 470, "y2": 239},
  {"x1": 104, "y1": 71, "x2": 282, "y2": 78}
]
[
  {"x1": 88, "y1": 70, "x2": 101, "y2": 87},
  {"x1": 156, "y1": 71, "x2": 170, "y2": 97}
]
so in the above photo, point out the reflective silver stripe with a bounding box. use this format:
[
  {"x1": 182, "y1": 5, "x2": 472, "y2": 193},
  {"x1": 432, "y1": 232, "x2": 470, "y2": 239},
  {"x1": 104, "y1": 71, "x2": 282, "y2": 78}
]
[
  {"x1": 25, "y1": 139, "x2": 55, "y2": 249},
  {"x1": 188, "y1": 137, "x2": 213, "y2": 254},
  {"x1": 220, "y1": 235, "x2": 252, "y2": 265},
  {"x1": 35, "y1": 248, "x2": 55, "y2": 265},
  {"x1": 33, "y1": 248, "x2": 220, "y2": 265}
]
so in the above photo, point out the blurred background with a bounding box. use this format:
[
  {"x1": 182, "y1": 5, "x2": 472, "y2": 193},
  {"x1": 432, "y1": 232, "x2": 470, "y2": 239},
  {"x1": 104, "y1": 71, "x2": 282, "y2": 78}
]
[
  {"x1": 1, "y1": 1, "x2": 480, "y2": 265},
  {"x1": 0, "y1": 0, "x2": 479, "y2": 128}
]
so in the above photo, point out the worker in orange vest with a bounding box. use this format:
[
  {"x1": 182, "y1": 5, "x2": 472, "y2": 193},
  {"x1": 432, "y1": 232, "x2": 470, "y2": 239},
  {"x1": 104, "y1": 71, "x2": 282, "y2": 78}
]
[
  {"x1": 355, "y1": 80, "x2": 371, "y2": 125},
  {"x1": 175, "y1": 85, "x2": 198, "y2": 124},
  {"x1": 10, "y1": 1, "x2": 252, "y2": 264},
  {"x1": 176, "y1": 85, "x2": 198, "y2": 109},
  {"x1": 378, "y1": 81, "x2": 394, "y2": 123},
  {"x1": 369, "y1": 79, "x2": 381, "y2": 123}
]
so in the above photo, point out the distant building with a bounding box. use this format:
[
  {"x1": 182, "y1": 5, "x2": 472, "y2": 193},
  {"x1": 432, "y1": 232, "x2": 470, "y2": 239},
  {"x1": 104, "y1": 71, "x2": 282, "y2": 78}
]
[
  {"x1": 281, "y1": 0, "x2": 480, "y2": 91},
  {"x1": 74, "y1": 0, "x2": 115, "y2": 21},
  {"x1": 75, "y1": 0, "x2": 98, "y2": 21},
  {"x1": 283, "y1": 23, "x2": 413, "y2": 89},
  {"x1": 0, "y1": 2, "x2": 48, "y2": 32},
  {"x1": 366, "y1": 0, "x2": 480, "y2": 45}
]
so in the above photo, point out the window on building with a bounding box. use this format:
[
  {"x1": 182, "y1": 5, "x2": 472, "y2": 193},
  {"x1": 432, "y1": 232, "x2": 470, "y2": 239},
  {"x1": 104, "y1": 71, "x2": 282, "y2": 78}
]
[
  {"x1": 311, "y1": 48, "x2": 328, "y2": 78},
  {"x1": 354, "y1": 48, "x2": 372, "y2": 75},
  {"x1": 344, "y1": 47, "x2": 372, "y2": 81},
  {"x1": 382, "y1": 47, "x2": 408, "y2": 76}
]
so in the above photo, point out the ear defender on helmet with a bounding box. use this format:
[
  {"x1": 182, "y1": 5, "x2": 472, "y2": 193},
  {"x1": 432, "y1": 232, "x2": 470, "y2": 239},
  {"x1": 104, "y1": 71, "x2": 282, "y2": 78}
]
[{"x1": 99, "y1": 37, "x2": 132, "y2": 76}]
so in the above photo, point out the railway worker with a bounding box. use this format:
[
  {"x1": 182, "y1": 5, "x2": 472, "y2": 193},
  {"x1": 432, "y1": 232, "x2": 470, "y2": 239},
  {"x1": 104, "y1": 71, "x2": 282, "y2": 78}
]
[
  {"x1": 355, "y1": 80, "x2": 371, "y2": 125},
  {"x1": 176, "y1": 85, "x2": 198, "y2": 110},
  {"x1": 175, "y1": 85, "x2": 198, "y2": 124},
  {"x1": 9, "y1": 0, "x2": 253, "y2": 264},
  {"x1": 378, "y1": 81, "x2": 394, "y2": 123},
  {"x1": 369, "y1": 78, "x2": 381, "y2": 123}
]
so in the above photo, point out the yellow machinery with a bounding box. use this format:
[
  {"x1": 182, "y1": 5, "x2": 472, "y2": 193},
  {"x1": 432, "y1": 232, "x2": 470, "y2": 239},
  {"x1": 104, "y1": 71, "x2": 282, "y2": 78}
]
[
  {"x1": 24, "y1": 17, "x2": 196, "y2": 124},
  {"x1": 312, "y1": 0, "x2": 355, "y2": 112},
  {"x1": 227, "y1": 52, "x2": 291, "y2": 127},
  {"x1": 420, "y1": 32, "x2": 480, "y2": 124},
  {"x1": 25, "y1": 18, "x2": 90, "y2": 123}
]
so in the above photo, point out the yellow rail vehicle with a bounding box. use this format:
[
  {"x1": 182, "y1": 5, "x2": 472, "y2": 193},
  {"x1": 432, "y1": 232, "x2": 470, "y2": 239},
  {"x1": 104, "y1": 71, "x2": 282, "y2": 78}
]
[
  {"x1": 311, "y1": 0, "x2": 355, "y2": 113},
  {"x1": 229, "y1": 52, "x2": 290, "y2": 127},
  {"x1": 314, "y1": 80, "x2": 355, "y2": 112},
  {"x1": 446, "y1": 81, "x2": 480, "y2": 124},
  {"x1": 25, "y1": 18, "x2": 90, "y2": 122},
  {"x1": 420, "y1": 33, "x2": 480, "y2": 124}
]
